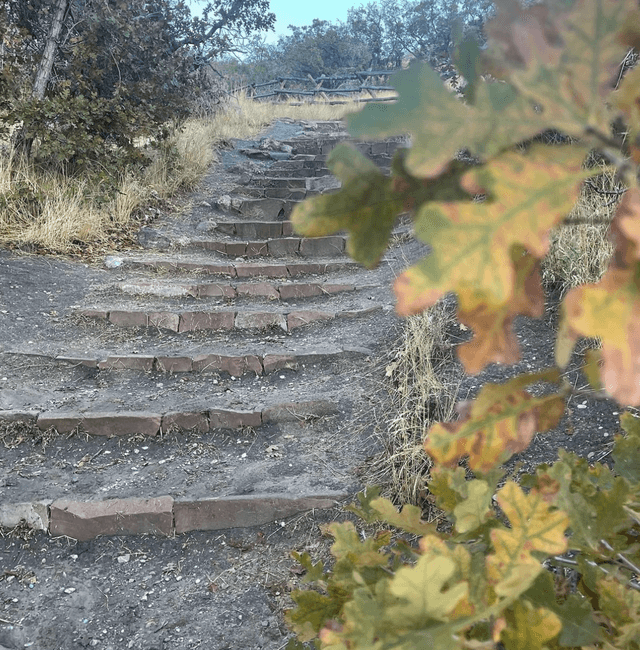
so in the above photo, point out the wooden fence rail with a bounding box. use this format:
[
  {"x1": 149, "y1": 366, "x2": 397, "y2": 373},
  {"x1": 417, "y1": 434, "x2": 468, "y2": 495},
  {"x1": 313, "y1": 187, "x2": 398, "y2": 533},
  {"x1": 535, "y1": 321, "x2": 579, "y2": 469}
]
[{"x1": 232, "y1": 69, "x2": 400, "y2": 104}]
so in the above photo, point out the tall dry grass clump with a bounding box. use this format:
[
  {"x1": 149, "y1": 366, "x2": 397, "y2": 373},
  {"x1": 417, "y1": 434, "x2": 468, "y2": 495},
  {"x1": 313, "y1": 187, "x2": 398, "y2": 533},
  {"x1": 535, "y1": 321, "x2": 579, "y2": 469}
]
[
  {"x1": 0, "y1": 154, "x2": 107, "y2": 251},
  {"x1": 366, "y1": 298, "x2": 459, "y2": 506},
  {"x1": 542, "y1": 163, "x2": 620, "y2": 291}
]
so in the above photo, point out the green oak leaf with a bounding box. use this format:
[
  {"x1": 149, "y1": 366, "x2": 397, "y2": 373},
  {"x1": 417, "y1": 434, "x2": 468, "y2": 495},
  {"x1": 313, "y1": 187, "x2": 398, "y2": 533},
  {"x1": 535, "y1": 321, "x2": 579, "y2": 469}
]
[
  {"x1": 453, "y1": 480, "x2": 493, "y2": 534},
  {"x1": 388, "y1": 555, "x2": 469, "y2": 623},
  {"x1": 485, "y1": 0, "x2": 633, "y2": 135},
  {"x1": 615, "y1": 412, "x2": 640, "y2": 485},
  {"x1": 429, "y1": 467, "x2": 496, "y2": 534},
  {"x1": 429, "y1": 466, "x2": 469, "y2": 512},
  {"x1": 544, "y1": 450, "x2": 630, "y2": 552},
  {"x1": 347, "y1": 63, "x2": 546, "y2": 178},
  {"x1": 291, "y1": 143, "x2": 402, "y2": 268},
  {"x1": 368, "y1": 497, "x2": 437, "y2": 537},
  {"x1": 344, "y1": 486, "x2": 383, "y2": 522},
  {"x1": 524, "y1": 571, "x2": 601, "y2": 647},
  {"x1": 291, "y1": 551, "x2": 326, "y2": 584},
  {"x1": 286, "y1": 589, "x2": 342, "y2": 642}
]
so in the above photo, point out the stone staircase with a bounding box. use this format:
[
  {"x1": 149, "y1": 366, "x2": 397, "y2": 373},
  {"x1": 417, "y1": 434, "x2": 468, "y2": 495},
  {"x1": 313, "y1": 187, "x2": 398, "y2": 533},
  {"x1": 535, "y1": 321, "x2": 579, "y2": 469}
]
[{"x1": 0, "y1": 119, "x2": 407, "y2": 542}]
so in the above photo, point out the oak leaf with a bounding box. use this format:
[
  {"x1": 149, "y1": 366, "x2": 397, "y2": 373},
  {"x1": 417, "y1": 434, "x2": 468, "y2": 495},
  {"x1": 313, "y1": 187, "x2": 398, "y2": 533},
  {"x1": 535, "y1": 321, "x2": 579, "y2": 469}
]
[
  {"x1": 615, "y1": 412, "x2": 640, "y2": 485},
  {"x1": 597, "y1": 574, "x2": 640, "y2": 646},
  {"x1": 543, "y1": 451, "x2": 630, "y2": 552},
  {"x1": 485, "y1": 0, "x2": 633, "y2": 135},
  {"x1": 425, "y1": 371, "x2": 564, "y2": 472},
  {"x1": 388, "y1": 555, "x2": 469, "y2": 623},
  {"x1": 366, "y1": 498, "x2": 437, "y2": 537},
  {"x1": 457, "y1": 247, "x2": 544, "y2": 374},
  {"x1": 562, "y1": 263, "x2": 640, "y2": 406},
  {"x1": 347, "y1": 63, "x2": 546, "y2": 178},
  {"x1": 524, "y1": 571, "x2": 601, "y2": 646},
  {"x1": 291, "y1": 143, "x2": 402, "y2": 268},
  {"x1": 286, "y1": 590, "x2": 341, "y2": 642},
  {"x1": 500, "y1": 601, "x2": 561, "y2": 650},
  {"x1": 395, "y1": 145, "x2": 589, "y2": 316},
  {"x1": 486, "y1": 482, "x2": 568, "y2": 598}
]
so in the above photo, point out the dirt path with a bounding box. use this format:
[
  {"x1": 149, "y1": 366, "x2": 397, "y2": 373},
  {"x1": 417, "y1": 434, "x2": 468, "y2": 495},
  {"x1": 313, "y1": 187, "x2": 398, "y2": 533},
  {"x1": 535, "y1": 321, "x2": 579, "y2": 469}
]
[
  {"x1": 0, "y1": 119, "x2": 621, "y2": 650},
  {"x1": 0, "y1": 119, "x2": 410, "y2": 649}
]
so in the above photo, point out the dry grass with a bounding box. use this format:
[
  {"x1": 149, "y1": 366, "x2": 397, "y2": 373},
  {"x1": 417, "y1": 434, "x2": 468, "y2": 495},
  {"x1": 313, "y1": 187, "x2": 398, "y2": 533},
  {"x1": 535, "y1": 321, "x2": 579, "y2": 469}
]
[
  {"x1": 0, "y1": 158, "x2": 108, "y2": 251},
  {"x1": 203, "y1": 91, "x2": 393, "y2": 141},
  {"x1": 0, "y1": 91, "x2": 381, "y2": 253},
  {"x1": 542, "y1": 164, "x2": 621, "y2": 291},
  {"x1": 366, "y1": 298, "x2": 459, "y2": 506}
]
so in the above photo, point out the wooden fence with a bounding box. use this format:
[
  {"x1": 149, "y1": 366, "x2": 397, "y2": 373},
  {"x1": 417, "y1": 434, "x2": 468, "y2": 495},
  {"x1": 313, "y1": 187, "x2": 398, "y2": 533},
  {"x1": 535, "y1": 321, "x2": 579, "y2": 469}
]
[{"x1": 235, "y1": 70, "x2": 399, "y2": 104}]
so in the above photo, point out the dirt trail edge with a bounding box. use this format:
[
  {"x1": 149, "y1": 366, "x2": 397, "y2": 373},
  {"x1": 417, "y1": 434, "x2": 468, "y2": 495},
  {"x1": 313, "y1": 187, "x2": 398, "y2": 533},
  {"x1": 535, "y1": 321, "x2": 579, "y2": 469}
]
[{"x1": 0, "y1": 119, "x2": 409, "y2": 649}]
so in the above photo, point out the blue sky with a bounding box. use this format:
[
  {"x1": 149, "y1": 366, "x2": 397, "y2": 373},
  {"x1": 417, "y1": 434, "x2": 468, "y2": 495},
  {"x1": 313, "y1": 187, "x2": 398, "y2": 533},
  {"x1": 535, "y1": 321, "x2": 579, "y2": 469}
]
[
  {"x1": 266, "y1": 0, "x2": 355, "y2": 40},
  {"x1": 191, "y1": 0, "x2": 356, "y2": 43}
]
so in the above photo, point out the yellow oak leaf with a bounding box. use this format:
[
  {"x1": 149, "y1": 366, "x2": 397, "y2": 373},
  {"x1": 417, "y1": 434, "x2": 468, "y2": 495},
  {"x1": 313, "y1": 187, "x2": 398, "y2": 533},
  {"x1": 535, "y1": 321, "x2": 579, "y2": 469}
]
[
  {"x1": 486, "y1": 482, "x2": 568, "y2": 598},
  {"x1": 425, "y1": 372, "x2": 565, "y2": 472},
  {"x1": 388, "y1": 555, "x2": 469, "y2": 624},
  {"x1": 395, "y1": 145, "x2": 589, "y2": 316},
  {"x1": 457, "y1": 247, "x2": 544, "y2": 374},
  {"x1": 500, "y1": 601, "x2": 562, "y2": 650},
  {"x1": 562, "y1": 263, "x2": 640, "y2": 406}
]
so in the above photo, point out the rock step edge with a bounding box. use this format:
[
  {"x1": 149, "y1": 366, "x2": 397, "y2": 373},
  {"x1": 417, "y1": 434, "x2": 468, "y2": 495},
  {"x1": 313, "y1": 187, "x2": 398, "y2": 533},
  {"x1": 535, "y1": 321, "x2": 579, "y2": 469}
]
[
  {"x1": 0, "y1": 492, "x2": 347, "y2": 540},
  {"x1": 47, "y1": 348, "x2": 370, "y2": 374},
  {"x1": 78, "y1": 305, "x2": 384, "y2": 332},
  {"x1": 1, "y1": 400, "x2": 339, "y2": 435}
]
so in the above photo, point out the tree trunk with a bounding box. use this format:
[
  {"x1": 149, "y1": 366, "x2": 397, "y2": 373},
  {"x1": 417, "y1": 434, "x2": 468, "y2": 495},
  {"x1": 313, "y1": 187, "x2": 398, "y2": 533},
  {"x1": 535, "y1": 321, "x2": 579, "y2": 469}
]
[
  {"x1": 14, "y1": 0, "x2": 69, "y2": 159},
  {"x1": 32, "y1": 0, "x2": 69, "y2": 99}
]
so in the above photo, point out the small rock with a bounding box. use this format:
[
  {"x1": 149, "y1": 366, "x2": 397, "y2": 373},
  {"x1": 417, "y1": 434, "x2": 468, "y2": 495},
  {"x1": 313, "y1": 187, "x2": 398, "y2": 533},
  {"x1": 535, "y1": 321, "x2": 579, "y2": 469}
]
[
  {"x1": 64, "y1": 587, "x2": 76, "y2": 594},
  {"x1": 195, "y1": 220, "x2": 218, "y2": 233},
  {"x1": 216, "y1": 195, "x2": 233, "y2": 211},
  {"x1": 104, "y1": 256, "x2": 123, "y2": 269},
  {"x1": 117, "y1": 554, "x2": 131, "y2": 564}
]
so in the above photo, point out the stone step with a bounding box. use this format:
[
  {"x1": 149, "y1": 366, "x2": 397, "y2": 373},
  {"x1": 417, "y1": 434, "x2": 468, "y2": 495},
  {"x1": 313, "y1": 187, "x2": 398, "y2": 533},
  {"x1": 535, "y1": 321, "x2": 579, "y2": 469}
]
[
  {"x1": 0, "y1": 393, "x2": 356, "y2": 539},
  {"x1": 0, "y1": 344, "x2": 377, "y2": 414},
  {"x1": 267, "y1": 156, "x2": 391, "y2": 177},
  {"x1": 0, "y1": 492, "x2": 345, "y2": 540},
  {"x1": 211, "y1": 219, "x2": 295, "y2": 238},
  {"x1": 260, "y1": 177, "x2": 309, "y2": 189},
  {"x1": 118, "y1": 279, "x2": 358, "y2": 300},
  {"x1": 119, "y1": 256, "x2": 363, "y2": 278},
  {"x1": 229, "y1": 186, "x2": 310, "y2": 200},
  {"x1": 0, "y1": 369, "x2": 363, "y2": 539},
  {"x1": 50, "y1": 347, "x2": 369, "y2": 375},
  {"x1": 214, "y1": 196, "x2": 295, "y2": 220},
  {"x1": 2, "y1": 400, "x2": 339, "y2": 436},
  {"x1": 78, "y1": 305, "x2": 383, "y2": 333},
  {"x1": 185, "y1": 235, "x2": 347, "y2": 258},
  {"x1": 277, "y1": 138, "x2": 405, "y2": 157},
  {"x1": 301, "y1": 120, "x2": 346, "y2": 133}
]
